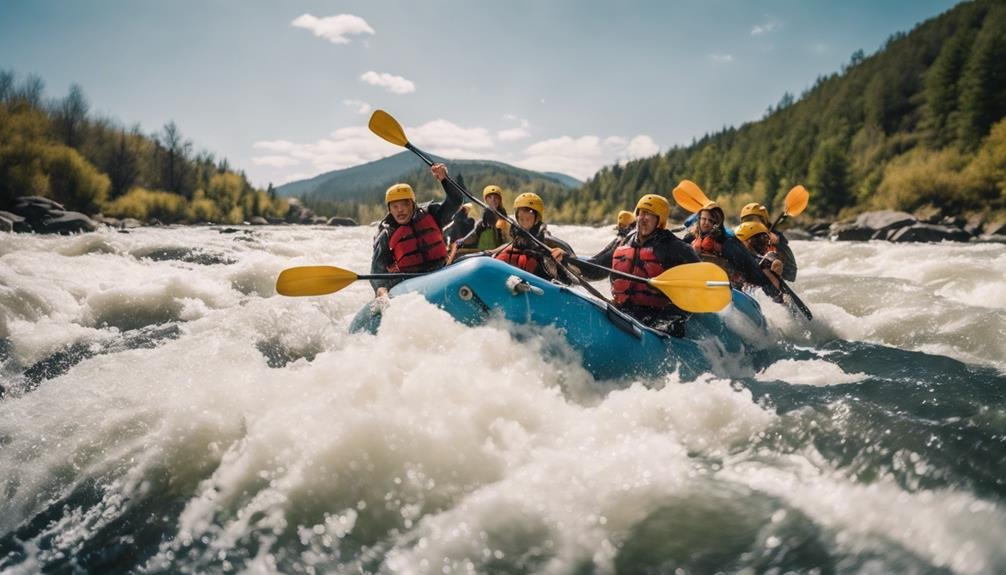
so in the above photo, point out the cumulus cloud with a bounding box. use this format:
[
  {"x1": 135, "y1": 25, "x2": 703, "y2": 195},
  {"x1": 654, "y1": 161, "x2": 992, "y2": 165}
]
[
  {"x1": 497, "y1": 117, "x2": 531, "y2": 141},
  {"x1": 250, "y1": 118, "x2": 496, "y2": 182},
  {"x1": 751, "y1": 18, "x2": 781, "y2": 36},
  {"x1": 251, "y1": 155, "x2": 301, "y2": 168},
  {"x1": 360, "y1": 71, "x2": 416, "y2": 94},
  {"x1": 342, "y1": 99, "x2": 372, "y2": 115},
  {"x1": 515, "y1": 133, "x2": 659, "y2": 180},
  {"x1": 291, "y1": 13, "x2": 374, "y2": 44},
  {"x1": 708, "y1": 53, "x2": 734, "y2": 63}
]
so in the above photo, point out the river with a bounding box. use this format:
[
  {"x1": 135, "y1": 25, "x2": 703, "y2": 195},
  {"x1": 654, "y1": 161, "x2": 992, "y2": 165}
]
[{"x1": 1, "y1": 225, "x2": 1004, "y2": 573}]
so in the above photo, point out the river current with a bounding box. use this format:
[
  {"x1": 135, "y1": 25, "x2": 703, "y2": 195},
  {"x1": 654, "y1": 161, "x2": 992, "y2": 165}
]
[{"x1": 1, "y1": 225, "x2": 1004, "y2": 574}]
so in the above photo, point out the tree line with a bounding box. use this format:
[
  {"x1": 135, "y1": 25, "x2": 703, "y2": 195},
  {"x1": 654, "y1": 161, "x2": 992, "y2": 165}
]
[
  {"x1": 0, "y1": 70, "x2": 286, "y2": 224},
  {"x1": 554, "y1": 0, "x2": 1006, "y2": 224}
]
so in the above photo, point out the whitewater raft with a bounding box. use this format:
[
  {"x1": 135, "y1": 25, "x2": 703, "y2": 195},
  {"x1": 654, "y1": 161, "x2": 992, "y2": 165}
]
[{"x1": 349, "y1": 257, "x2": 767, "y2": 380}]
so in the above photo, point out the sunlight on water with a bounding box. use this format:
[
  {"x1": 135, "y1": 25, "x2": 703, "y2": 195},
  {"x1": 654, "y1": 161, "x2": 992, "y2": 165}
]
[{"x1": 1, "y1": 225, "x2": 1004, "y2": 573}]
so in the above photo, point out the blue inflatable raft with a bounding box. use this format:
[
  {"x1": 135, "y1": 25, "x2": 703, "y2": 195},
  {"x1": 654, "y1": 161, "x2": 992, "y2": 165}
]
[{"x1": 350, "y1": 257, "x2": 767, "y2": 381}]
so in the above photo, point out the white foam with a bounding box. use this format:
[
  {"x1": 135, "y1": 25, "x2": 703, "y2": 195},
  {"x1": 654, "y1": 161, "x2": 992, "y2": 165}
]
[{"x1": 756, "y1": 358, "x2": 868, "y2": 386}]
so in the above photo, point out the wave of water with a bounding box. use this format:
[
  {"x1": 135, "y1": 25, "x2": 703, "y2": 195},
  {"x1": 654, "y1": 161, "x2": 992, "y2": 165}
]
[{"x1": 1, "y1": 225, "x2": 1004, "y2": 573}]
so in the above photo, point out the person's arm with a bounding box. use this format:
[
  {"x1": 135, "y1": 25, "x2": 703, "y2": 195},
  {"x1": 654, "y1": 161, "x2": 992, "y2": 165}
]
[
  {"x1": 774, "y1": 231, "x2": 798, "y2": 282},
  {"x1": 724, "y1": 239, "x2": 781, "y2": 299},
  {"x1": 428, "y1": 163, "x2": 464, "y2": 227},
  {"x1": 570, "y1": 236, "x2": 620, "y2": 281},
  {"x1": 370, "y1": 228, "x2": 393, "y2": 295}
]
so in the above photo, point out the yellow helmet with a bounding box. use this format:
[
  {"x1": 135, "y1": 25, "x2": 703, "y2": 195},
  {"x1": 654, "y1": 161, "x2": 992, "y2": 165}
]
[
  {"x1": 483, "y1": 184, "x2": 503, "y2": 200},
  {"x1": 617, "y1": 210, "x2": 635, "y2": 228},
  {"x1": 385, "y1": 183, "x2": 415, "y2": 205},
  {"x1": 635, "y1": 194, "x2": 670, "y2": 229},
  {"x1": 734, "y1": 221, "x2": 769, "y2": 242},
  {"x1": 513, "y1": 192, "x2": 544, "y2": 217},
  {"x1": 740, "y1": 202, "x2": 770, "y2": 223},
  {"x1": 699, "y1": 201, "x2": 723, "y2": 223}
]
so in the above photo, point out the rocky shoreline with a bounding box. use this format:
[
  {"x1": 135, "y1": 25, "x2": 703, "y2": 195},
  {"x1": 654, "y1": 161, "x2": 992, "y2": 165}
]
[{"x1": 3, "y1": 195, "x2": 1005, "y2": 243}]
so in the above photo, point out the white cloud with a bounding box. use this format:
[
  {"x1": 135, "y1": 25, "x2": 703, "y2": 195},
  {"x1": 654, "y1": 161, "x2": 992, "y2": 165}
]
[
  {"x1": 751, "y1": 18, "x2": 781, "y2": 36},
  {"x1": 708, "y1": 53, "x2": 734, "y2": 64},
  {"x1": 291, "y1": 13, "x2": 374, "y2": 44},
  {"x1": 408, "y1": 119, "x2": 494, "y2": 156},
  {"x1": 515, "y1": 133, "x2": 660, "y2": 180},
  {"x1": 497, "y1": 117, "x2": 531, "y2": 141},
  {"x1": 342, "y1": 99, "x2": 372, "y2": 115},
  {"x1": 360, "y1": 71, "x2": 416, "y2": 94},
  {"x1": 253, "y1": 140, "x2": 296, "y2": 152},
  {"x1": 251, "y1": 155, "x2": 301, "y2": 168},
  {"x1": 249, "y1": 118, "x2": 496, "y2": 182}
]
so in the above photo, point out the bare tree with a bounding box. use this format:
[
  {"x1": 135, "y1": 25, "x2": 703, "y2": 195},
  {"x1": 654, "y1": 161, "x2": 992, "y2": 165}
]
[
  {"x1": 53, "y1": 83, "x2": 90, "y2": 148},
  {"x1": 156, "y1": 121, "x2": 193, "y2": 196}
]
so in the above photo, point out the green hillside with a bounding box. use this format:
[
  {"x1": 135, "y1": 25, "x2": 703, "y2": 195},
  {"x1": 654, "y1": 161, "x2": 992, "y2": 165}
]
[
  {"x1": 281, "y1": 152, "x2": 581, "y2": 225},
  {"x1": 0, "y1": 70, "x2": 285, "y2": 224},
  {"x1": 555, "y1": 0, "x2": 1006, "y2": 224}
]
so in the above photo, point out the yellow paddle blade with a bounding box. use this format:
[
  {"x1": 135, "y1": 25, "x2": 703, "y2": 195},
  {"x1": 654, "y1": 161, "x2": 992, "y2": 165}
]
[
  {"x1": 671, "y1": 179, "x2": 711, "y2": 213},
  {"x1": 785, "y1": 185, "x2": 809, "y2": 217},
  {"x1": 276, "y1": 266, "x2": 358, "y2": 297},
  {"x1": 649, "y1": 262, "x2": 733, "y2": 313},
  {"x1": 368, "y1": 109, "x2": 409, "y2": 147}
]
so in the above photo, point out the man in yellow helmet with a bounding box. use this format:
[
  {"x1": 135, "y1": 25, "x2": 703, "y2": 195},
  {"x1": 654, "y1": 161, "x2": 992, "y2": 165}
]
[
  {"x1": 492, "y1": 192, "x2": 576, "y2": 284},
  {"x1": 370, "y1": 163, "x2": 464, "y2": 297},
  {"x1": 616, "y1": 210, "x2": 635, "y2": 238},
  {"x1": 575, "y1": 194, "x2": 699, "y2": 336},
  {"x1": 739, "y1": 202, "x2": 798, "y2": 281},
  {"x1": 734, "y1": 221, "x2": 783, "y2": 293}
]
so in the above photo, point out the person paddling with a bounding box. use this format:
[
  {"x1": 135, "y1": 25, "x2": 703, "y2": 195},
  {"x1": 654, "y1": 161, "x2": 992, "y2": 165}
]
[
  {"x1": 735, "y1": 221, "x2": 784, "y2": 294},
  {"x1": 682, "y1": 201, "x2": 782, "y2": 302},
  {"x1": 739, "y1": 202, "x2": 798, "y2": 281},
  {"x1": 370, "y1": 162, "x2": 463, "y2": 298},
  {"x1": 616, "y1": 210, "x2": 635, "y2": 238},
  {"x1": 492, "y1": 192, "x2": 576, "y2": 284},
  {"x1": 454, "y1": 184, "x2": 512, "y2": 251},
  {"x1": 575, "y1": 194, "x2": 699, "y2": 336}
]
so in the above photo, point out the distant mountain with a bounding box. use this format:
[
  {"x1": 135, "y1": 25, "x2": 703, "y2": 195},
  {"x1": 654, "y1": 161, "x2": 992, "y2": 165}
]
[{"x1": 276, "y1": 151, "x2": 581, "y2": 203}]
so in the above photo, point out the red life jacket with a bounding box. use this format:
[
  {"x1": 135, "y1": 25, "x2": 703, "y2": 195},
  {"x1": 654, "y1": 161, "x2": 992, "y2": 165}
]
[
  {"x1": 387, "y1": 211, "x2": 448, "y2": 272},
  {"x1": 692, "y1": 234, "x2": 744, "y2": 286},
  {"x1": 611, "y1": 243, "x2": 668, "y2": 309},
  {"x1": 495, "y1": 244, "x2": 540, "y2": 274}
]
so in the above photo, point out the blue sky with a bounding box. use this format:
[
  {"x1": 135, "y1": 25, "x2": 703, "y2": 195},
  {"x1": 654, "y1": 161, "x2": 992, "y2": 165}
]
[{"x1": 1, "y1": 0, "x2": 959, "y2": 187}]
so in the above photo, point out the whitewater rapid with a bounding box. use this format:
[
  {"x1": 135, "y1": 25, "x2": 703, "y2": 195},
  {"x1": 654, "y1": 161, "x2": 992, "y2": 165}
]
[{"x1": 1, "y1": 225, "x2": 1004, "y2": 574}]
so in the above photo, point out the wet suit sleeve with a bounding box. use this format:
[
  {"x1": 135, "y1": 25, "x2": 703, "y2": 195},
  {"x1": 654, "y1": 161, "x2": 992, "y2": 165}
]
[
  {"x1": 427, "y1": 178, "x2": 465, "y2": 228},
  {"x1": 724, "y1": 238, "x2": 781, "y2": 299},
  {"x1": 775, "y1": 231, "x2": 798, "y2": 282},
  {"x1": 370, "y1": 227, "x2": 393, "y2": 293},
  {"x1": 574, "y1": 236, "x2": 621, "y2": 281}
]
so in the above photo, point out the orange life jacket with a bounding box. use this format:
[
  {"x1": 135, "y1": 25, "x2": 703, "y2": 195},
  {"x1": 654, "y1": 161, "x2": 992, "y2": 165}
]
[
  {"x1": 387, "y1": 211, "x2": 448, "y2": 272},
  {"x1": 692, "y1": 234, "x2": 744, "y2": 286},
  {"x1": 611, "y1": 243, "x2": 668, "y2": 309}
]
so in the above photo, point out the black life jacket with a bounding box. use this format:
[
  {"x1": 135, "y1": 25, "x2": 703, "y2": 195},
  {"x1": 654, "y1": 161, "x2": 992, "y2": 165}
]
[
  {"x1": 611, "y1": 242, "x2": 668, "y2": 309},
  {"x1": 387, "y1": 211, "x2": 448, "y2": 272}
]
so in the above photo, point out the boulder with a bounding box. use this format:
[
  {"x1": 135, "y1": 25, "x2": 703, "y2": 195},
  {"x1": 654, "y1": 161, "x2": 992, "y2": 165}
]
[
  {"x1": 782, "y1": 228, "x2": 814, "y2": 241},
  {"x1": 889, "y1": 223, "x2": 971, "y2": 243},
  {"x1": 829, "y1": 222, "x2": 875, "y2": 241},
  {"x1": 987, "y1": 220, "x2": 1006, "y2": 236},
  {"x1": 249, "y1": 216, "x2": 269, "y2": 225},
  {"x1": 964, "y1": 214, "x2": 985, "y2": 236},
  {"x1": 0, "y1": 210, "x2": 31, "y2": 232},
  {"x1": 10, "y1": 196, "x2": 64, "y2": 221},
  {"x1": 327, "y1": 216, "x2": 358, "y2": 226},
  {"x1": 38, "y1": 211, "x2": 98, "y2": 234},
  {"x1": 854, "y1": 210, "x2": 917, "y2": 235}
]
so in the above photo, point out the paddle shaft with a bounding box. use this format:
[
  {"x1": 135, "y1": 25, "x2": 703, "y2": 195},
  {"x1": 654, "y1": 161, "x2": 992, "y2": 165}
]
[
  {"x1": 358, "y1": 272, "x2": 426, "y2": 281},
  {"x1": 769, "y1": 212, "x2": 787, "y2": 233},
  {"x1": 403, "y1": 142, "x2": 617, "y2": 304},
  {"x1": 755, "y1": 252, "x2": 812, "y2": 321}
]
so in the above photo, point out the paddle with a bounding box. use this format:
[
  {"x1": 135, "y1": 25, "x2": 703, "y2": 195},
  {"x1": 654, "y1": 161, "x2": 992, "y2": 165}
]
[
  {"x1": 569, "y1": 258, "x2": 732, "y2": 313},
  {"x1": 769, "y1": 185, "x2": 809, "y2": 232},
  {"x1": 368, "y1": 110, "x2": 627, "y2": 308},
  {"x1": 276, "y1": 266, "x2": 423, "y2": 297},
  {"x1": 778, "y1": 279, "x2": 813, "y2": 320},
  {"x1": 671, "y1": 179, "x2": 711, "y2": 213}
]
